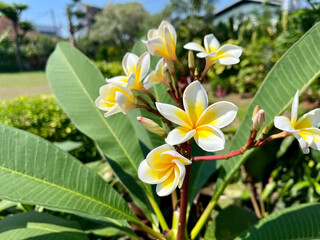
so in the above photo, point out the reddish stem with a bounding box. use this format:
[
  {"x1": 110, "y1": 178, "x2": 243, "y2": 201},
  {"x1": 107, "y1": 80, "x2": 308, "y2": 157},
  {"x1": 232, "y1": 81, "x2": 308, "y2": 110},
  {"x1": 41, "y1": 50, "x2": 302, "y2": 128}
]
[
  {"x1": 177, "y1": 165, "x2": 191, "y2": 240},
  {"x1": 193, "y1": 147, "x2": 244, "y2": 161}
]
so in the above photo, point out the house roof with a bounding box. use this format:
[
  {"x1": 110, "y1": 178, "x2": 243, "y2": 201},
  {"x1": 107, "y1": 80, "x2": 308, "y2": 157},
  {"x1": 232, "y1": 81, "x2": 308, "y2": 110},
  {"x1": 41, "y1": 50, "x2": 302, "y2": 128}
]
[
  {"x1": 215, "y1": 0, "x2": 281, "y2": 17},
  {"x1": 0, "y1": 16, "x2": 37, "y2": 39}
]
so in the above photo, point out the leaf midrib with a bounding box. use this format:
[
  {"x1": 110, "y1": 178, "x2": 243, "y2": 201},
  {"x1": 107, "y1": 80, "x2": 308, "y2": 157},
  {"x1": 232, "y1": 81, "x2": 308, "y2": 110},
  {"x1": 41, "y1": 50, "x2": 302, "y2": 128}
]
[
  {"x1": 56, "y1": 47, "x2": 139, "y2": 172},
  {"x1": 0, "y1": 164, "x2": 136, "y2": 222}
]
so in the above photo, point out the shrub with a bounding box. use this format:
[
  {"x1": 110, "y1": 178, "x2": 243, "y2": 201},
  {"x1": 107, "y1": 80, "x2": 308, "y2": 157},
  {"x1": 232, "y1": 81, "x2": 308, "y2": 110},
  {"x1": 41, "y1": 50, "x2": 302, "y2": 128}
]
[
  {"x1": 94, "y1": 60, "x2": 124, "y2": 78},
  {"x1": 0, "y1": 95, "x2": 98, "y2": 162},
  {"x1": 22, "y1": 35, "x2": 57, "y2": 70}
]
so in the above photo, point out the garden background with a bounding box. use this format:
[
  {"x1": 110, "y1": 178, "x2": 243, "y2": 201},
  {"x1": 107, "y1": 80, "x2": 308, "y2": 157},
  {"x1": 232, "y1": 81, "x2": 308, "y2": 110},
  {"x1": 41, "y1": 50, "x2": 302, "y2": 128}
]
[{"x1": 0, "y1": 0, "x2": 320, "y2": 239}]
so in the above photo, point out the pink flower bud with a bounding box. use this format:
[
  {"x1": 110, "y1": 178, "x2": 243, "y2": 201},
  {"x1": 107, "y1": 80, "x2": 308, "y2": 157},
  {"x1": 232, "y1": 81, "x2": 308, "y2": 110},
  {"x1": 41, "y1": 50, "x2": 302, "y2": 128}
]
[
  {"x1": 252, "y1": 109, "x2": 266, "y2": 131},
  {"x1": 137, "y1": 117, "x2": 167, "y2": 137}
]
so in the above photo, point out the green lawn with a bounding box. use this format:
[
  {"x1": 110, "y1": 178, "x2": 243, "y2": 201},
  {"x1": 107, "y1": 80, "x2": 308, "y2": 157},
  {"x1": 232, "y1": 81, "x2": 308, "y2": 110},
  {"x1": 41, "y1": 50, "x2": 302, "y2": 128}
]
[
  {"x1": 0, "y1": 72, "x2": 47, "y2": 87},
  {"x1": 0, "y1": 72, "x2": 51, "y2": 100}
]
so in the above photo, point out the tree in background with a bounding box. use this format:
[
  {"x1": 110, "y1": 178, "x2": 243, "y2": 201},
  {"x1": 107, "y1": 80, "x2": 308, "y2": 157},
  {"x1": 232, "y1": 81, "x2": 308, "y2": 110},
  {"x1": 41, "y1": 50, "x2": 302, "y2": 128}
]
[
  {"x1": 66, "y1": 0, "x2": 85, "y2": 47},
  {"x1": 162, "y1": 0, "x2": 217, "y2": 58},
  {"x1": 90, "y1": 2, "x2": 148, "y2": 53},
  {"x1": 0, "y1": 2, "x2": 30, "y2": 71}
]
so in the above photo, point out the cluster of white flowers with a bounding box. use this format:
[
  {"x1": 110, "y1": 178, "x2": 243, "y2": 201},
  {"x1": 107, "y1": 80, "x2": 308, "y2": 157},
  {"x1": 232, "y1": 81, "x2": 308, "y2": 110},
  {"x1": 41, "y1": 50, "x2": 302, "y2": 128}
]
[{"x1": 96, "y1": 21, "x2": 320, "y2": 196}]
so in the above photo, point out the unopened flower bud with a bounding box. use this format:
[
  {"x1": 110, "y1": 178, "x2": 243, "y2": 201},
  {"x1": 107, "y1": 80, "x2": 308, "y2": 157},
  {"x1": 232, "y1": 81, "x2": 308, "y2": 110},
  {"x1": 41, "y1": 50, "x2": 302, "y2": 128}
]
[
  {"x1": 194, "y1": 68, "x2": 199, "y2": 76},
  {"x1": 137, "y1": 116, "x2": 167, "y2": 137},
  {"x1": 252, "y1": 105, "x2": 260, "y2": 120},
  {"x1": 252, "y1": 109, "x2": 266, "y2": 131},
  {"x1": 188, "y1": 50, "x2": 195, "y2": 69}
]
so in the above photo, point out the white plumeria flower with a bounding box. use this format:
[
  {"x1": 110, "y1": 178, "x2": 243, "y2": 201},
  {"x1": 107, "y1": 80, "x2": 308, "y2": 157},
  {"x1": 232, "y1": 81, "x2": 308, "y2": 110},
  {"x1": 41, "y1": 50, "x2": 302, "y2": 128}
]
[
  {"x1": 144, "y1": 58, "x2": 169, "y2": 89},
  {"x1": 138, "y1": 144, "x2": 191, "y2": 196},
  {"x1": 184, "y1": 34, "x2": 242, "y2": 65},
  {"x1": 142, "y1": 21, "x2": 178, "y2": 62},
  {"x1": 156, "y1": 81, "x2": 238, "y2": 152},
  {"x1": 95, "y1": 83, "x2": 136, "y2": 117},
  {"x1": 274, "y1": 91, "x2": 320, "y2": 154},
  {"x1": 106, "y1": 52, "x2": 150, "y2": 90}
]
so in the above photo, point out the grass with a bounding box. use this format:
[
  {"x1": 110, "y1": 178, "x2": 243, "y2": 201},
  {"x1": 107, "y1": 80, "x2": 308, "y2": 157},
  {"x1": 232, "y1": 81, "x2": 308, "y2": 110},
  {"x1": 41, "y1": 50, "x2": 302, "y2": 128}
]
[
  {"x1": 0, "y1": 72, "x2": 47, "y2": 87},
  {"x1": 0, "y1": 72, "x2": 51, "y2": 100}
]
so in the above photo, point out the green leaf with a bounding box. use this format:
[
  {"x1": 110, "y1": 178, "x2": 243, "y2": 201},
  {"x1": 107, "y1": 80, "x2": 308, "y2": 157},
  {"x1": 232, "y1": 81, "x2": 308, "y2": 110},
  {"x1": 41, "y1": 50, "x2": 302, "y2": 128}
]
[
  {"x1": 204, "y1": 205, "x2": 258, "y2": 240},
  {"x1": 192, "y1": 22, "x2": 320, "y2": 239},
  {"x1": 46, "y1": 42, "x2": 155, "y2": 222},
  {"x1": 0, "y1": 27, "x2": 10, "y2": 43},
  {"x1": 54, "y1": 141, "x2": 83, "y2": 152},
  {"x1": 0, "y1": 211, "x2": 88, "y2": 240},
  {"x1": 235, "y1": 203, "x2": 320, "y2": 239},
  {"x1": 0, "y1": 124, "x2": 137, "y2": 222},
  {"x1": 0, "y1": 200, "x2": 17, "y2": 212}
]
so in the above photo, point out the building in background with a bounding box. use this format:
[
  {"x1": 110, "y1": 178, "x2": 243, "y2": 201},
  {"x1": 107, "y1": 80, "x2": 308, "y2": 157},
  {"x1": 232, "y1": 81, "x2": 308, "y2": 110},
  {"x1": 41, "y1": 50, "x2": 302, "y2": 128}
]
[
  {"x1": 34, "y1": 25, "x2": 58, "y2": 37},
  {"x1": 77, "y1": 3, "x2": 102, "y2": 37},
  {"x1": 214, "y1": 0, "x2": 300, "y2": 26},
  {"x1": 0, "y1": 16, "x2": 37, "y2": 39}
]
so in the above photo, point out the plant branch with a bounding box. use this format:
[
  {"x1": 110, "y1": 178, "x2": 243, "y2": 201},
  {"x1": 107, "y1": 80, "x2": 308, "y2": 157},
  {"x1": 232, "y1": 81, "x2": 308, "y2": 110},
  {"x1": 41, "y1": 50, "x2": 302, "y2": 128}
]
[
  {"x1": 177, "y1": 140, "x2": 192, "y2": 240},
  {"x1": 241, "y1": 165, "x2": 262, "y2": 219},
  {"x1": 199, "y1": 61, "x2": 213, "y2": 83},
  {"x1": 193, "y1": 131, "x2": 290, "y2": 161},
  {"x1": 147, "y1": 195, "x2": 169, "y2": 231},
  {"x1": 131, "y1": 221, "x2": 167, "y2": 240}
]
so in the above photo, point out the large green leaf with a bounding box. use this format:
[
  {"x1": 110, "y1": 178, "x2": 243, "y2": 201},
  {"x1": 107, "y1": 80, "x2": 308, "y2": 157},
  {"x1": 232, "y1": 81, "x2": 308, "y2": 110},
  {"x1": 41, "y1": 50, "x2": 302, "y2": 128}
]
[
  {"x1": 0, "y1": 124, "x2": 137, "y2": 222},
  {"x1": 204, "y1": 205, "x2": 258, "y2": 240},
  {"x1": 0, "y1": 211, "x2": 88, "y2": 240},
  {"x1": 46, "y1": 42, "x2": 155, "y2": 222},
  {"x1": 191, "y1": 22, "x2": 320, "y2": 239},
  {"x1": 235, "y1": 203, "x2": 320, "y2": 239}
]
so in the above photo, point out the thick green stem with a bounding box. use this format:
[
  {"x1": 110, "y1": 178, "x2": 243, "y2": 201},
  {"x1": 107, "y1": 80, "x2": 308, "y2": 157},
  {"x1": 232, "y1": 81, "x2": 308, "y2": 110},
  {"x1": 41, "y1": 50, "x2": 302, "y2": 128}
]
[
  {"x1": 147, "y1": 195, "x2": 169, "y2": 231},
  {"x1": 131, "y1": 220, "x2": 167, "y2": 240},
  {"x1": 190, "y1": 198, "x2": 218, "y2": 239}
]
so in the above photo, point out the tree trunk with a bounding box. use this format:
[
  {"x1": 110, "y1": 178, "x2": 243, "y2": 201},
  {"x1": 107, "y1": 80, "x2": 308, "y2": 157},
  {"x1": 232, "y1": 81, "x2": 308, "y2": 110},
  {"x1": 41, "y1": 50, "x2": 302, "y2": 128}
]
[{"x1": 13, "y1": 21, "x2": 23, "y2": 71}]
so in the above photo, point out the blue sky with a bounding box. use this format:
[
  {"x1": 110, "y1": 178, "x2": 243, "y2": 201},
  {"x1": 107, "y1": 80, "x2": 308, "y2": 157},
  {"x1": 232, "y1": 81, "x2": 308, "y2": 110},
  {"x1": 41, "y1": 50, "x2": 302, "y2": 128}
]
[{"x1": 1, "y1": 0, "x2": 234, "y2": 37}]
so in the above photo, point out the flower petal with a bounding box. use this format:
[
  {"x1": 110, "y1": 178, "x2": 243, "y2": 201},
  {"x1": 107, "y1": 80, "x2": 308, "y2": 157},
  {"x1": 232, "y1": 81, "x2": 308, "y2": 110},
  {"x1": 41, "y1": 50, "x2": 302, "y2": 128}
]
[
  {"x1": 197, "y1": 101, "x2": 238, "y2": 128},
  {"x1": 302, "y1": 128, "x2": 320, "y2": 151},
  {"x1": 161, "y1": 150, "x2": 192, "y2": 166},
  {"x1": 146, "y1": 144, "x2": 174, "y2": 170},
  {"x1": 143, "y1": 71, "x2": 158, "y2": 89},
  {"x1": 165, "y1": 21, "x2": 177, "y2": 45},
  {"x1": 172, "y1": 159, "x2": 186, "y2": 188},
  {"x1": 143, "y1": 37, "x2": 170, "y2": 59},
  {"x1": 183, "y1": 80, "x2": 208, "y2": 125},
  {"x1": 204, "y1": 34, "x2": 220, "y2": 53},
  {"x1": 156, "y1": 167, "x2": 179, "y2": 196},
  {"x1": 291, "y1": 90, "x2": 299, "y2": 123},
  {"x1": 164, "y1": 26, "x2": 177, "y2": 61},
  {"x1": 294, "y1": 132, "x2": 313, "y2": 154},
  {"x1": 194, "y1": 125, "x2": 225, "y2": 152},
  {"x1": 136, "y1": 52, "x2": 150, "y2": 81},
  {"x1": 115, "y1": 91, "x2": 135, "y2": 114},
  {"x1": 295, "y1": 108, "x2": 320, "y2": 129},
  {"x1": 138, "y1": 160, "x2": 173, "y2": 184},
  {"x1": 197, "y1": 51, "x2": 216, "y2": 58},
  {"x1": 95, "y1": 96, "x2": 113, "y2": 111},
  {"x1": 122, "y1": 52, "x2": 139, "y2": 76},
  {"x1": 216, "y1": 44, "x2": 242, "y2": 65},
  {"x1": 126, "y1": 72, "x2": 138, "y2": 89},
  {"x1": 166, "y1": 127, "x2": 196, "y2": 146},
  {"x1": 104, "y1": 104, "x2": 121, "y2": 118},
  {"x1": 156, "y1": 102, "x2": 191, "y2": 127},
  {"x1": 183, "y1": 42, "x2": 206, "y2": 52},
  {"x1": 274, "y1": 116, "x2": 299, "y2": 133},
  {"x1": 106, "y1": 76, "x2": 127, "y2": 85},
  {"x1": 147, "y1": 29, "x2": 158, "y2": 39}
]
